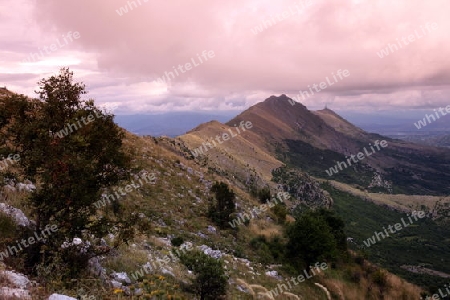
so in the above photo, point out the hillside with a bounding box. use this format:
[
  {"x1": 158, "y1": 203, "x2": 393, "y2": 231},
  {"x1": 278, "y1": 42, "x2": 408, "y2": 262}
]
[
  {"x1": 313, "y1": 108, "x2": 367, "y2": 140},
  {"x1": 226, "y1": 95, "x2": 450, "y2": 195},
  {"x1": 179, "y1": 120, "x2": 282, "y2": 192},
  {"x1": 0, "y1": 85, "x2": 430, "y2": 299},
  {"x1": 177, "y1": 93, "x2": 450, "y2": 295}
]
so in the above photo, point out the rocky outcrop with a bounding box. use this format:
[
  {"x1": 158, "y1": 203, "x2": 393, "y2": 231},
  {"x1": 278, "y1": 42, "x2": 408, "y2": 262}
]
[
  {"x1": 272, "y1": 166, "x2": 333, "y2": 210},
  {"x1": 0, "y1": 203, "x2": 31, "y2": 227}
]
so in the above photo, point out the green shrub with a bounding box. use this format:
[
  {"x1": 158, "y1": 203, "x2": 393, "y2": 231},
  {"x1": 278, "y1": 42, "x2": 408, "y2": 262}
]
[
  {"x1": 179, "y1": 251, "x2": 228, "y2": 300},
  {"x1": 171, "y1": 236, "x2": 184, "y2": 247},
  {"x1": 286, "y1": 209, "x2": 346, "y2": 268},
  {"x1": 249, "y1": 235, "x2": 285, "y2": 265}
]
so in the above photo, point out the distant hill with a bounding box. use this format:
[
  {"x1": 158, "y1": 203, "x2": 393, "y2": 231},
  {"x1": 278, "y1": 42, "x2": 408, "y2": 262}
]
[{"x1": 114, "y1": 112, "x2": 235, "y2": 137}]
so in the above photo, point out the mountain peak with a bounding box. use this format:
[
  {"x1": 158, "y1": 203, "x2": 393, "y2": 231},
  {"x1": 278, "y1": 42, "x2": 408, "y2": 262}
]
[
  {"x1": 264, "y1": 94, "x2": 290, "y2": 102},
  {"x1": 187, "y1": 120, "x2": 224, "y2": 133},
  {"x1": 316, "y1": 106, "x2": 340, "y2": 116},
  {"x1": 313, "y1": 107, "x2": 366, "y2": 139}
]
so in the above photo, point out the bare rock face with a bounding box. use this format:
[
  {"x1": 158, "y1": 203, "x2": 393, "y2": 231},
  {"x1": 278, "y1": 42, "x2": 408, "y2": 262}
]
[
  {"x1": 272, "y1": 166, "x2": 333, "y2": 210},
  {"x1": 0, "y1": 269, "x2": 32, "y2": 299},
  {"x1": 0, "y1": 203, "x2": 31, "y2": 227},
  {"x1": 48, "y1": 294, "x2": 77, "y2": 300},
  {"x1": 1, "y1": 270, "x2": 30, "y2": 288},
  {"x1": 0, "y1": 287, "x2": 32, "y2": 299}
]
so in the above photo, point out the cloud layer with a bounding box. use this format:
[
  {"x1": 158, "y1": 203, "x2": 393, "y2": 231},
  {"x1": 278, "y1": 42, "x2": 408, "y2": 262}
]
[{"x1": 1, "y1": 0, "x2": 449, "y2": 113}]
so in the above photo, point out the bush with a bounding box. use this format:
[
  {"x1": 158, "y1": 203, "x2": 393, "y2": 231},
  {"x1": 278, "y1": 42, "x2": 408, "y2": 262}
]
[
  {"x1": 0, "y1": 212, "x2": 20, "y2": 265},
  {"x1": 179, "y1": 251, "x2": 228, "y2": 300},
  {"x1": 139, "y1": 274, "x2": 184, "y2": 299},
  {"x1": 208, "y1": 182, "x2": 236, "y2": 229},
  {"x1": 249, "y1": 235, "x2": 285, "y2": 265},
  {"x1": 171, "y1": 236, "x2": 184, "y2": 247},
  {"x1": 286, "y1": 209, "x2": 346, "y2": 268},
  {"x1": 258, "y1": 186, "x2": 271, "y2": 204}
]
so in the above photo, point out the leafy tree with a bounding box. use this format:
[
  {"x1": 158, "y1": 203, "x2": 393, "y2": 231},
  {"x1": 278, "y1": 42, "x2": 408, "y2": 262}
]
[
  {"x1": 313, "y1": 208, "x2": 347, "y2": 252},
  {"x1": 286, "y1": 209, "x2": 346, "y2": 268},
  {"x1": 208, "y1": 181, "x2": 236, "y2": 229},
  {"x1": 0, "y1": 68, "x2": 133, "y2": 278},
  {"x1": 179, "y1": 251, "x2": 228, "y2": 300}
]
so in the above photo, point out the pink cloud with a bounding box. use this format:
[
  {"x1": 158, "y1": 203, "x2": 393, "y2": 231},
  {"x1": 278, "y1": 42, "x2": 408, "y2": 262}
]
[{"x1": 0, "y1": 0, "x2": 449, "y2": 112}]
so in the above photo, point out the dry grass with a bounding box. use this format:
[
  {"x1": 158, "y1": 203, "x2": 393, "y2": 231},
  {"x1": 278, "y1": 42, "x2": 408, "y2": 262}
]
[
  {"x1": 321, "y1": 179, "x2": 450, "y2": 216},
  {"x1": 179, "y1": 121, "x2": 282, "y2": 183},
  {"x1": 319, "y1": 254, "x2": 424, "y2": 300},
  {"x1": 248, "y1": 219, "x2": 282, "y2": 238}
]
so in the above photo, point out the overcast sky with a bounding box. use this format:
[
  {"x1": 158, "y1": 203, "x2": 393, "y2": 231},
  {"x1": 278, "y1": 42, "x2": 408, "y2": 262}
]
[{"x1": 1, "y1": 0, "x2": 449, "y2": 114}]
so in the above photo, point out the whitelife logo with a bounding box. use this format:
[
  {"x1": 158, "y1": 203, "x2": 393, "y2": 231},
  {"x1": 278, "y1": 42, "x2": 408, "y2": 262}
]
[
  {"x1": 376, "y1": 22, "x2": 438, "y2": 58},
  {"x1": 93, "y1": 172, "x2": 156, "y2": 209},
  {"x1": 0, "y1": 225, "x2": 58, "y2": 261},
  {"x1": 229, "y1": 192, "x2": 290, "y2": 228},
  {"x1": 116, "y1": 0, "x2": 149, "y2": 16},
  {"x1": 422, "y1": 283, "x2": 450, "y2": 299},
  {"x1": 154, "y1": 50, "x2": 215, "y2": 85},
  {"x1": 325, "y1": 140, "x2": 388, "y2": 176},
  {"x1": 22, "y1": 31, "x2": 81, "y2": 63},
  {"x1": 52, "y1": 111, "x2": 105, "y2": 139},
  {"x1": 362, "y1": 211, "x2": 425, "y2": 247},
  {"x1": 289, "y1": 69, "x2": 350, "y2": 106},
  {"x1": 130, "y1": 243, "x2": 194, "y2": 280},
  {"x1": 191, "y1": 121, "x2": 253, "y2": 157},
  {"x1": 414, "y1": 105, "x2": 450, "y2": 129},
  {"x1": 265, "y1": 262, "x2": 328, "y2": 298},
  {"x1": 250, "y1": 0, "x2": 314, "y2": 35}
]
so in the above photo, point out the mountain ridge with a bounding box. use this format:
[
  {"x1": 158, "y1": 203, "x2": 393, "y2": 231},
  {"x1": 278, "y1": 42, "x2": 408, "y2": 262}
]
[{"x1": 187, "y1": 94, "x2": 450, "y2": 195}]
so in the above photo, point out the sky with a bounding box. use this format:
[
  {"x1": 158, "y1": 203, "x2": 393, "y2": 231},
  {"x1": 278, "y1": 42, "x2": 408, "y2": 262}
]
[{"x1": 1, "y1": 0, "x2": 449, "y2": 115}]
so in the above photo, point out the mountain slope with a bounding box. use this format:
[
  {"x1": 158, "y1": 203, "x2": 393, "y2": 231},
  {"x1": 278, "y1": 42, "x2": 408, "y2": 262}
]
[
  {"x1": 226, "y1": 95, "x2": 450, "y2": 195},
  {"x1": 313, "y1": 107, "x2": 367, "y2": 140},
  {"x1": 226, "y1": 94, "x2": 358, "y2": 154},
  {"x1": 179, "y1": 120, "x2": 283, "y2": 187}
]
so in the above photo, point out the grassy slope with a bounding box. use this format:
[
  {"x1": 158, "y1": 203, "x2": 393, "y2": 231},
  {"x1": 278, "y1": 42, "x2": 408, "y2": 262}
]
[
  {"x1": 0, "y1": 130, "x2": 427, "y2": 299},
  {"x1": 120, "y1": 134, "x2": 424, "y2": 299}
]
